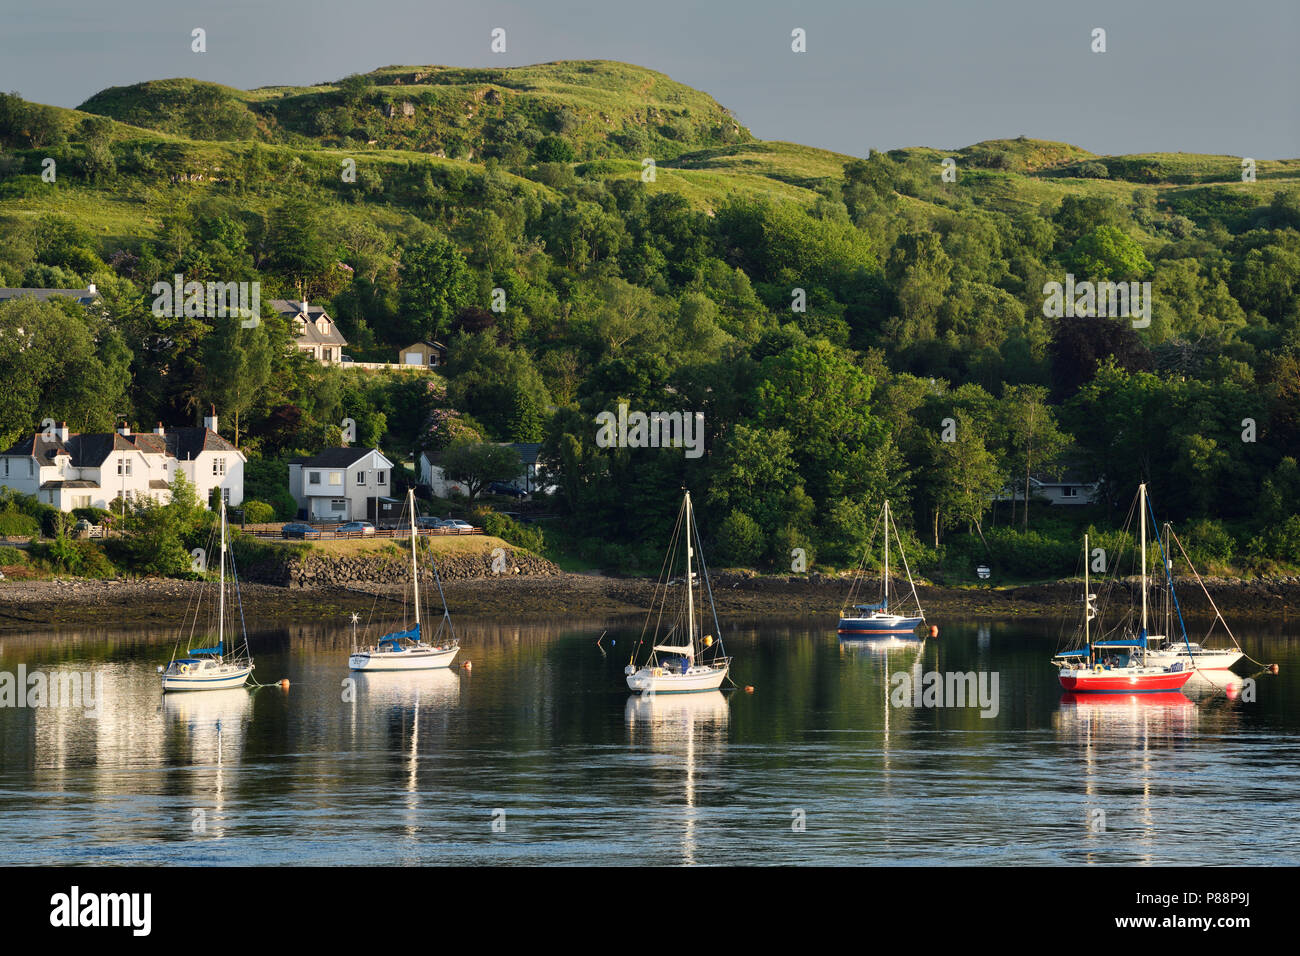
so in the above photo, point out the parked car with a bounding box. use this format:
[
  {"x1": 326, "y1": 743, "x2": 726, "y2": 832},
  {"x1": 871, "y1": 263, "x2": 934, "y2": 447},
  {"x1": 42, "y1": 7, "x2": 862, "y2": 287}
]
[
  {"x1": 281, "y1": 522, "x2": 321, "y2": 539},
  {"x1": 440, "y1": 519, "x2": 475, "y2": 533},
  {"x1": 337, "y1": 521, "x2": 375, "y2": 536},
  {"x1": 340, "y1": 354, "x2": 354, "y2": 363},
  {"x1": 487, "y1": 481, "x2": 527, "y2": 500},
  {"x1": 414, "y1": 516, "x2": 443, "y2": 530}
]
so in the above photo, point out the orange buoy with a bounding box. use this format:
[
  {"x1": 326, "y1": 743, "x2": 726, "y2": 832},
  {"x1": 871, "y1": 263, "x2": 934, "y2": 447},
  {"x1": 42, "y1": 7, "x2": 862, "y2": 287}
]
[
  {"x1": 462, "y1": 660, "x2": 472, "y2": 670},
  {"x1": 744, "y1": 685, "x2": 754, "y2": 694},
  {"x1": 1270, "y1": 664, "x2": 1280, "y2": 674},
  {"x1": 929, "y1": 625, "x2": 939, "y2": 638},
  {"x1": 279, "y1": 679, "x2": 290, "y2": 690}
]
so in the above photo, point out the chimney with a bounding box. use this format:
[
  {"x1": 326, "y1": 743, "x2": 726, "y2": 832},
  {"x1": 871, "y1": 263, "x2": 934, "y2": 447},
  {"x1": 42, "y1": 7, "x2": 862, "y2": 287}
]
[
  {"x1": 301, "y1": 297, "x2": 309, "y2": 316},
  {"x1": 154, "y1": 422, "x2": 166, "y2": 436},
  {"x1": 117, "y1": 422, "x2": 131, "y2": 437},
  {"x1": 86, "y1": 282, "x2": 97, "y2": 294},
  {"x1": 57, "y1": 421, "x2": 69, "y2": 442},
  {"x1": 203, "y1": 405, "x2": 218, "y2": 434}
]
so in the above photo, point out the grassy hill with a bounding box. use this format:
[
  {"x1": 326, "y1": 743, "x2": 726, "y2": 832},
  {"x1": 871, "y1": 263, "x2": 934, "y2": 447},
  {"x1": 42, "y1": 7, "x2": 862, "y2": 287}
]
[{"x1": 77, "y1": 60, "x2": 751, "y2": 161}]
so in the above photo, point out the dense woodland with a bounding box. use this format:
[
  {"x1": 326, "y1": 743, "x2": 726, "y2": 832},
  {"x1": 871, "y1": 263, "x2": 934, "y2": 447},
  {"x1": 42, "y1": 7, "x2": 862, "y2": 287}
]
[{"x1": 0, "y1": 62, "x2": 1298, "y2": 580}]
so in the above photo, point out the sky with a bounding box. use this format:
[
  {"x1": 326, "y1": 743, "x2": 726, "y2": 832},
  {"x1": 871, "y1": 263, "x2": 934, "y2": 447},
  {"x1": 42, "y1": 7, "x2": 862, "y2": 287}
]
[{"x1": 0, "y1": 0, "x2": 1296, "y2": 158}]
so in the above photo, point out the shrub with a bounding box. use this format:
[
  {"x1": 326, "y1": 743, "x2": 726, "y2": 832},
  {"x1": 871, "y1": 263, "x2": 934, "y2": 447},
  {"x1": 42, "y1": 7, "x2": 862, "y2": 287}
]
[
  {"x1": 0, "y1": 510, "x2": 40, "y2": 537},
  {"x1": 482, "y1": 511, "x2": 545, "y2": 553},
  {"x1": 0, "y1": 544, "x2": 28, "y2": 565},
  {"x1": 769, "y1": 523, "x2": 815, "y2": 571},
  {"x1": 72, "y1": 507, "x2": 112, "y2": 525},
  {"x1": 241, "y1": 500, "x2": 276, "y2": 524},
  {"x1": 713, "y1": 510, "x2": 763, "y2": 567}
]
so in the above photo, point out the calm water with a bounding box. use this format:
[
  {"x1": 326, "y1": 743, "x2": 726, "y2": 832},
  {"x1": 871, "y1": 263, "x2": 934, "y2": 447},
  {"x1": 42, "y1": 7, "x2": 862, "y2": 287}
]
[{"x1": 1, "y1": 615, "x2": 1297, "y2": 866}]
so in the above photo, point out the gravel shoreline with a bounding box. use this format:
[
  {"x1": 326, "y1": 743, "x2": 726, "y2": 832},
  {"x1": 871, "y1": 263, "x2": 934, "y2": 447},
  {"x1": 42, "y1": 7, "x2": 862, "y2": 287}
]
[{"x1": 0, "y1": 572, "x2": 1295, "y2": 632}]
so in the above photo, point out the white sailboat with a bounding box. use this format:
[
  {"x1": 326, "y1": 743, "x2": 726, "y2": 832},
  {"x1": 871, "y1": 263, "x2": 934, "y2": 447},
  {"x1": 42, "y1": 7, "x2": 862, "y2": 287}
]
[
  {"x1": 624, "y1": 490, "x2": 731, "y2": 695},
  {"x1": 161, "y1": 506, "x2": 255, "y2": 692},
  {"x1": 1144, "y1": 521, "x2": 1244, "y2": 671},
  {"x1": 348, "y1": 488, "x2": 459, "y2": 671}
]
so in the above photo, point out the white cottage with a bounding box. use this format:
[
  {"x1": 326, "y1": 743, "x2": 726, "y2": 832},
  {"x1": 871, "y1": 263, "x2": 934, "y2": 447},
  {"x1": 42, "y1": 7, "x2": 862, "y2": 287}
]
[
  {"x1": 287, "y1": 447, "x2": 396, "y2": 522},
  {"x1": 0, "y1": 411, "x2": 244, "y2": 512}
]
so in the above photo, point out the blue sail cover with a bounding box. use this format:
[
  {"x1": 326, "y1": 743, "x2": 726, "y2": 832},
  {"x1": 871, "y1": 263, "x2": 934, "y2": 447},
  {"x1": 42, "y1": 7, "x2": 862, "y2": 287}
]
[
  {"x1": 853, "y1": 602, "x2": 887, "y2": 612},
  {"x1": 381, "y1": 624, "x2": 421, "y2": 643},
  {"x1": 1056, "y1": 647, "x2": 1091, "y2": 658},
  {"x1": 189, "y1": 642, "x2": 223, "y2": 655}
]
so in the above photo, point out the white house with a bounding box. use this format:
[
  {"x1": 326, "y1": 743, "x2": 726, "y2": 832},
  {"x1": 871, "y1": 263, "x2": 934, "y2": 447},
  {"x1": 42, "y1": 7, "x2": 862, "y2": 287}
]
[
  {"x1": 287, "y1": 447, "x2": 396, "y2": 521},
  {"x1": 0, "y1": 410, "x2": 244, "y2": 512},
  {"x1": 271, "y1": 298, "x2": 349, "y2": 365},
  {"x1": 995, "y1": 471, "x2": 1101, "y2": 507},
  {"x1": 418, "y1": 442, "x2": 555, "y2": 499}
]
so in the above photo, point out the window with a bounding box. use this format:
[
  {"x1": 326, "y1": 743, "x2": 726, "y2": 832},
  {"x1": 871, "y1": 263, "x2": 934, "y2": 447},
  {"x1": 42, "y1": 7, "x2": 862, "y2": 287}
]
[
  {"x1": 117, "y1": 458, "x2": 132, "y2": 477},
  {"x1": 1062, "y1": 487, "x2": 1077, "y2": 498},
  {"x1": 74, "y1": 495, "x2": 91, "y2": 509},
  {"x1": 309, "y1": 471, "x2": 321, "y2": 485},
  {"x1": 357, "y1": 471, "x2": 366, "y2": 486},
  {"x1": 2, "y1": 459, "x2": 7, "y2": 478},
  {"x1": 213, "y1": 457, "x2": 226, "y2": 477},
  {"x1": 329, "y1": 472, "x2": 342, "y2": 486},
  {"x1": 377, "y1": 471, "x2": 387, "y2": 485},
  {"x1": 222, "y1": 488, "x2": 231, "y2": 504},
  {"x1": 331, "y1": 499, "x2": 346, "y2": 512}
]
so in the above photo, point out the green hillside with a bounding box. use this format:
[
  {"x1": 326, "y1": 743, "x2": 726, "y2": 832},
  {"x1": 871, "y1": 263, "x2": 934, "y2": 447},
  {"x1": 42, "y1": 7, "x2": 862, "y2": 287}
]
[{"x1": 2, "y1": 60, "x2": 1300, "y2": 581}]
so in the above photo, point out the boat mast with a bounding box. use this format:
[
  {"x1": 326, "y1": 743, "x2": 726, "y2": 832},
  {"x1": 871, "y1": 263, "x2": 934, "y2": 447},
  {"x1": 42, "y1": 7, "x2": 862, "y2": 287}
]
[
  {"x1": 409, "y1": 488, "x2": 421, "y2": 629},
  {"x1": 1083, "y1": 533, "x2": 1089, "y2": 646},
  {"x1": 218, "y1": 503, "x2": 226, "y2": 649},
  {"x1": 1139, "y1": 482, "x2": 1148, "y2": 639},
  {"x1": 883, "y1": 499, "x2": 890, "y2": 611},
  {"x1": 685, "y1": 491, "x2": 696, "y2": 658}
]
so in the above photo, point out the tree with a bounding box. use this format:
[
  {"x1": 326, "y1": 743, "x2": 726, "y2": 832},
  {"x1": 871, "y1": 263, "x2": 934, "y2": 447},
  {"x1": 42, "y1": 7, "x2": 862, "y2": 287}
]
[
  {"x1": 399, "y1": 235, "x2": 476, "y2": 343},
  {"x1": 924, "y1": 412, "x2": 1003, "y2": 546},
  {"x1": 1067, "y1": 225, "x2": 1151, "y2": 280},
  {"x1": 439, "y1": 441, "x2": 521, "y2": 503},
  {"x1": 201, "y1": 316, "x2": 272, "y2": 448},
  {"x1": 1000, "y1": 384, "x2": 1069, "y2": 529}
]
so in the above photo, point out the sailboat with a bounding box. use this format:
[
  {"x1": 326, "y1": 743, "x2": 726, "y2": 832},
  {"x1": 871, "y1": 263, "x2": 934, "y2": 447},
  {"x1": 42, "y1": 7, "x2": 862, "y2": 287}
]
[
  {"x1": 1052, "y1": 484, "x2": 1194, "y2": 694},
  {"x1": 838, "y1": 499, "x2": 926, "y2": 638},
  {"x1": 624, "y1": 490, "x2": 731, "y2": 694},
  {"x1": 1144, "y1": 522, "x2": 1244, "y2": 671},
  {"x1": 162, "y1": 506, "x2": 255, "y2": 692},
  {"x1": 348, "y1": 488, "x2": 460, "y2": 671}
]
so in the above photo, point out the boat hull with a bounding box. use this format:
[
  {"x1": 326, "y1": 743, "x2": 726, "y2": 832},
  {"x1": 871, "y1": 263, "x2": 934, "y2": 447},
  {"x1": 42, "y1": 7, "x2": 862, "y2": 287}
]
[
  {"x1": 837, "y1": 614, "x2": 924, "y2": 637},
  {"x1": 161, "y1": 664, "x2": 253, "y2": 692},
  {"x1": 349, "y1": 645, "x2": 459, "y2": 671},
  {"x1": 1147, "y1": 649, "x2": 1242, "y2": 670},
  {"x1": 1058, "y1": 667, "x2": 1193, "y2": 694},
  {"x1": 626, "y1": 663, "x2": 729, "y2": 694}
]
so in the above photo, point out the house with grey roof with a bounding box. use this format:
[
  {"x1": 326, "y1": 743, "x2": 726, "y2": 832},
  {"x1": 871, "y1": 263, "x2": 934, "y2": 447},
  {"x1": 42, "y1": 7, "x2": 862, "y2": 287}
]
[
  {"x1": 0, "y1": 284, "x2": 100, "y2": 307},
  {"x1": 270, "y1": 297, "x2": 349, "y2": 365},
  {"x1": 287, "y1": 446, "x2": 396, "y2": 521},
  {"x1": 0, "y1": 409, "x2": 245, "y2": 512}
]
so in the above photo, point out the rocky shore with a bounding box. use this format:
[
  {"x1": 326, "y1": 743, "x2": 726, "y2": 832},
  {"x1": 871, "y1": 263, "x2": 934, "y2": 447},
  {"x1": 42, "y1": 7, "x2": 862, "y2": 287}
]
[{"x1": 0, "y1": 565, "x2": 1295, "y2": 632}]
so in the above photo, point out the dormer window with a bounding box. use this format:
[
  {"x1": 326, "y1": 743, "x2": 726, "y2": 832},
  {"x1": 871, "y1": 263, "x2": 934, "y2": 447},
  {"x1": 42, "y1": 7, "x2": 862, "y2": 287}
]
[{"x1": 317, "y1": 317, "x2": 329, "y2": 333}]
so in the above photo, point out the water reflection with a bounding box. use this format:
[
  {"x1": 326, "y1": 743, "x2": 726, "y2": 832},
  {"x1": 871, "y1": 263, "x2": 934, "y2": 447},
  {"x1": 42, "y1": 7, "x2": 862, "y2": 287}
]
[{"x1": 625, "y1": 692, "x2": 730, "y2": 865}]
